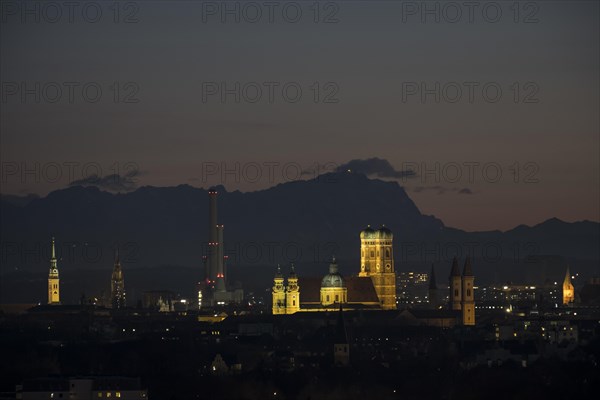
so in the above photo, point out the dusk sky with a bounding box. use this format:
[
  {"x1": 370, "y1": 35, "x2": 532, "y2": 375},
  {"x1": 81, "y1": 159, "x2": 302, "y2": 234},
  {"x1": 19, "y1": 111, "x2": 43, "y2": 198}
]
[{"x1": 1, "y1": 0, "x2": 598, "y2": 231}]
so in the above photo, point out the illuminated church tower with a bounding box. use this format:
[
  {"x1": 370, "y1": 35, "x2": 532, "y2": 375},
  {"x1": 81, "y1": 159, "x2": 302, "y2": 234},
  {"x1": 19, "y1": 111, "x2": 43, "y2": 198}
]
[
  {"x1": 461, "y1": 257, "x2": 475, "y2": 326},
  {"x1": 285, "y1": 264, "x2": 300, "y2": 314},
  {"x1": 449, "y1": 257, "x2": 462, "y2": 311},
  {"x1": 111, "y1": 249, "x2": 126, "y2": 309},
  {"x1": 48, "y1": 237, "x2": 60, "y2": 304},
  {"x1": 359, "y1": 225, "x2": 396, "y2": 310},
  {"x1": 562, "y1": 266, "x2": 575, "y2": 304},
  {"x1": 272, "y1": 265, "x2": 286, "y2": 315}
]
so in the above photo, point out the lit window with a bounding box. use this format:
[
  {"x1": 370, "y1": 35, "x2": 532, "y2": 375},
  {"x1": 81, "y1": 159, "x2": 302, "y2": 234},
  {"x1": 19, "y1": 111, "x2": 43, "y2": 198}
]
[
  {"x1": 107, "y1": 393, "x2": 112, "y2": 398},
  {"x1": 98, "y1": 394, "x2": 103, "y2": 398},
  {"x1": 116, "y1": 393, "x2": 121, "y2": 398}
]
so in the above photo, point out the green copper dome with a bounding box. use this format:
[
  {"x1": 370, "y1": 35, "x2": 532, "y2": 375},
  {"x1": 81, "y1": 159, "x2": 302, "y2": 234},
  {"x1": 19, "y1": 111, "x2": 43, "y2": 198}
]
[{"x1": 321, "y1": 258, "x2": 345, "y2": 288}]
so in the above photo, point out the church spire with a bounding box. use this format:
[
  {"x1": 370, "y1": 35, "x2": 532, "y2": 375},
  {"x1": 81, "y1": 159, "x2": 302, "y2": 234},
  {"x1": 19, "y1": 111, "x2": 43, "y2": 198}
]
[
  {"x1": 429, "y1": 263, "x2": 437, "y2": 289},
  {"x1": 450, "y1": 256, "x2": 460, "y2": 276},
  {"x1": 463, "y1": 257, "x2": 473, "y2": 276},
  {"x1": 564, "y1": 266, "x2": 572, "y2": 285},
  {"x1": 50, "y1": 237, "x2": 57, "y2": 269},
  {"x1": 562, "y1": 265, "x2": 575, "y2": 304},
  {"x1": 48, "y1": 237, "x2": 60, "y2": 304}
]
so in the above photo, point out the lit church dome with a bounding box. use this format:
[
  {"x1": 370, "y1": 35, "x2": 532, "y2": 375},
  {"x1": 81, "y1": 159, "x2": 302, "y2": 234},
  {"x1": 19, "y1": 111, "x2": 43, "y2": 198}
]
[{"x1": 321, "y1": 257, "x2": 345, "y2": 288}]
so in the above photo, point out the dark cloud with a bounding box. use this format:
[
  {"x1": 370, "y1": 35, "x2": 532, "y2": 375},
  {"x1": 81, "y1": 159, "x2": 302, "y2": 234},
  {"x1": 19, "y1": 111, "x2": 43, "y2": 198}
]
[
  {"x1": 413, "y1": 186, "x2": 475, "y2": 195},
  {"x1": 414, "y1": 185, "x2": 447, "y2": 195},
  {"x1": 69, "y1": 169, "x2": 141, "y2": 192},
  {"x1": 335, "y1": 158, "x2": 416, "y2": 179}
]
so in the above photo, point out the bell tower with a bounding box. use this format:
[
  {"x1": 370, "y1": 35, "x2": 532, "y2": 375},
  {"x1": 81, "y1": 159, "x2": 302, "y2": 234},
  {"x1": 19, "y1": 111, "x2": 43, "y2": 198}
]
[
  {"x1": 359, "y1": 225, "x2": 396, "y2": 310},
  {"x1": 562, "y1": 266, "x2": 575, "y2": 304},
  {"x1": 449, "y1": 257, "x2": 461, "y2": 310},
  {"x1": 285, "y1": 263, "x2": 300, "y2": 314},
  {"x1": 272, "y1": 264, "x2": 286, "y2": 315},
  {"x1": 461, "y1": 257, "x2": 475, "y2": 326},
  {"x1": 48, "y1": 237, "x2": 60, "y2": 305}
]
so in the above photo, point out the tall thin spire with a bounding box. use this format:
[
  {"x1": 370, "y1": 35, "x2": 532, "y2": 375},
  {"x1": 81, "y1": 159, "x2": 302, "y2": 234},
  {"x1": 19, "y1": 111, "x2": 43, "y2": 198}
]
[
  {"x1": 450, "y1": 256, "x2": 460, "y2": 276},
  {"x1": 463, "y1": 257, "x2": 473, "y2": 276},
  {"x1": 564, "y1": 266, "x2": 572, "y2": 285},
  {"x1": 429, "y1": 264, "x2": 437, "y2": 289},
  {"x1": 50, "y1": 237, "x2": 57, "y2": 269}
]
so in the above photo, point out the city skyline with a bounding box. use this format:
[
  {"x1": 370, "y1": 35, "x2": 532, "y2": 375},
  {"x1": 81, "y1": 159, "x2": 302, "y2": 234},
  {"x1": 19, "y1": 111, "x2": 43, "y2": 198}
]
[{"x1": 1, "y1": 1, "x2": 598, "y2": 398}]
